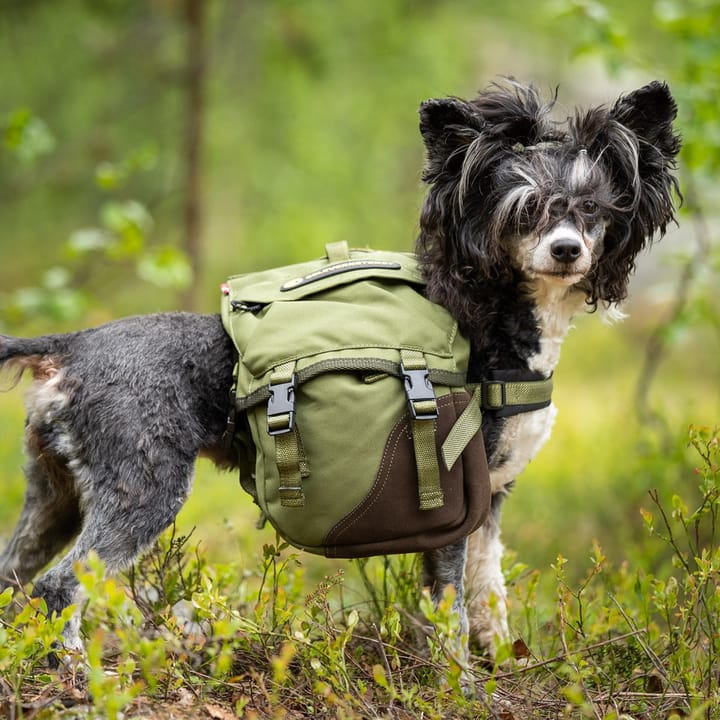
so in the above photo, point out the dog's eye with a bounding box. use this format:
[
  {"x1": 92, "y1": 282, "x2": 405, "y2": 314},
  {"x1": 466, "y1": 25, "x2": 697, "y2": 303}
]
[{"x1": 582, "y1": 200, "x2": 599, "y2": 215}]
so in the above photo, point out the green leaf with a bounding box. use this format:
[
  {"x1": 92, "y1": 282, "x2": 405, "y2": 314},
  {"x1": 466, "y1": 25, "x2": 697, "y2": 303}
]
[
  {"x1": 372, "y1": 664, "x2": 388, "y2": 689},
  {"x1": 95, "y1": 161, "x2": 127, "y2": 190},
  {"x1": 67, "y1": 228, "x2": 115, "y2": 255},
  {"x1": 101, "y1": 199, "x2": 153, "y2": 235},
  {"x1": 3, "y1": 108, "x2": 55, "y2": 164},
  {"x1": 0, "y1": 587, "x2": 13, "y2": 608},
  {"x1": 136, "y1": 246, "x2": 193, "y2": 289},
  {"x1": 42, "y1": 266, "x2": 72, "y2": 290}
]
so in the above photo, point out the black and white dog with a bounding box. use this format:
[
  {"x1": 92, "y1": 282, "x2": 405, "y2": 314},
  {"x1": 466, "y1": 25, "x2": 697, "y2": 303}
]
[
  {"x1": 417, "y1": 79, "x2": 680, "y2": 656},
  {"x1": 0, "y1": 80, "x2": 680, "y2": 667}
]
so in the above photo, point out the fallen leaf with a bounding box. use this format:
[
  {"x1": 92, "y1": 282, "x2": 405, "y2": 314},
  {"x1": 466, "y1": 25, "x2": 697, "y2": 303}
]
[
  {"x1": 644, "y1": 672, "x2": 664, "y2": 693},
  {"x1": 512, "y1": 638, "x2": 531, "y2": 659}
]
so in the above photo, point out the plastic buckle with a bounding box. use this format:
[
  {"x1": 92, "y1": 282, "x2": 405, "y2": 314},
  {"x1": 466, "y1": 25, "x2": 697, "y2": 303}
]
[
  {"x1": 267, "y1": 375, "x2": 296, "y2": 435},
  {"x1": 483, "y1": 381, "x2": 506, "y2": 410},
  {"x1": 401, "y1": 364, "x2": 438, "y2": 420}
]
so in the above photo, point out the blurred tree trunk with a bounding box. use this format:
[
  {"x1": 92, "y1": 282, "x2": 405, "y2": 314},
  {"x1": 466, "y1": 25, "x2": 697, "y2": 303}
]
[{"x1": 181, "y1": 0, "x2": 205, "y2": 311}]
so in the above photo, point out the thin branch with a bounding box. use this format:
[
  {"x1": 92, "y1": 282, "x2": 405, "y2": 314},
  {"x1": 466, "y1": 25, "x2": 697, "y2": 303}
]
[{"x1": 635, "y1": 177, "x2": 711, "y2": 444}]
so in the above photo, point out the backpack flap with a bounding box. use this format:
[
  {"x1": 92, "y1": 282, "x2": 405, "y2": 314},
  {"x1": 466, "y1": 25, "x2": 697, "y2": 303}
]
[{"x1": 222, "y1": 250, "x2": 465, "y2": 379}]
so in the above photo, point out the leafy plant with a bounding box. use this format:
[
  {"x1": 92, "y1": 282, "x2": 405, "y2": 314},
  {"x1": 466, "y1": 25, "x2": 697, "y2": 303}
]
[{"x1": 1, "y1": 123, "x2": 192, "y2": 330}]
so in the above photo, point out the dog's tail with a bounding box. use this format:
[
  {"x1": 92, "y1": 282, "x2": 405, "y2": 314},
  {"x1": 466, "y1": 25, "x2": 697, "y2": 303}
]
[{"x1": 0, "y1": 334, "x2": 71, "y2": 388}]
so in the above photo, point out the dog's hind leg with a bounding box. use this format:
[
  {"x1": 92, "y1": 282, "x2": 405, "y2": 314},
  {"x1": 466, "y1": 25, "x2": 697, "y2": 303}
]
[
  {"x1": 464, "y1": 493, "x2": 510, "y2": 660},
  {"x1": 0, "y1": 444, "x2": 82, "y2": 591},
  {"x1": 29, "y1": 450, "x2": 196, "y2": 658}
]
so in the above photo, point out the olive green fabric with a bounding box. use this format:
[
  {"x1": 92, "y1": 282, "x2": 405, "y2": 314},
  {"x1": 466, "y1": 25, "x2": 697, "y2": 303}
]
[{"x1": 221, "y1": 243, "x2": 536, "y2": 557}]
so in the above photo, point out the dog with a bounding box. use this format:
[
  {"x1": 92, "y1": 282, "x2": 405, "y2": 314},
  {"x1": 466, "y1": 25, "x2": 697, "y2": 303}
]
[
  {"x1": 0, "y1": 80, "x2": 680, "y2": 671},
  {"x1": 416, "y1": 79, "x2": 680, "y2": 656}
]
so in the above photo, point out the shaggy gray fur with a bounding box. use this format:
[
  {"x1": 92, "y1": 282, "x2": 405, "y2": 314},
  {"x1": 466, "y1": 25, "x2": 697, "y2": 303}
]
[{"x1": 0, "y1": 313, "x2": 235, "y2": 655}]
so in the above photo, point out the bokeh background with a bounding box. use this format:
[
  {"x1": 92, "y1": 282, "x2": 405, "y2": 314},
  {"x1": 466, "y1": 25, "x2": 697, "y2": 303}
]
[{"x1": 1, "y1": 0, "x2": 718, "y2": 601}]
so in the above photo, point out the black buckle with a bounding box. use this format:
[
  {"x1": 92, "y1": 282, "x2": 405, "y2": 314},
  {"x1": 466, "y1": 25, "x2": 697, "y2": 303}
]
[
  {"x1": 482, "y1": 381, "x2": 506, "y2": 410},
  {"x1": 401, "y1": 364, "x2": 438, "y2": 420},
  {"x1": 267, "y1": 375, "x2": 296, "y2": 435}
]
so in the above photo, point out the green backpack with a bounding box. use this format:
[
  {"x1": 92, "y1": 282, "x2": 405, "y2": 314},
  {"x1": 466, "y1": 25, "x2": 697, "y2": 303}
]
[{"x1": 221, "y1": 242, "x2": 551, "y2": 558}]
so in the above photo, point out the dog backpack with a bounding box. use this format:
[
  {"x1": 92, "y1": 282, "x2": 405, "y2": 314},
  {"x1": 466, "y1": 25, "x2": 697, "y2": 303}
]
[{"x1": 220, "y1": 242, "x2": 550, "y2": 558}]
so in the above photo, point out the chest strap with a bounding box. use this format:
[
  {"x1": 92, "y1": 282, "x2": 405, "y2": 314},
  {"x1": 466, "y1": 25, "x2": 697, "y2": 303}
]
[{"x1": 480, "y1": 374, "x2": 554, "y2": 417}]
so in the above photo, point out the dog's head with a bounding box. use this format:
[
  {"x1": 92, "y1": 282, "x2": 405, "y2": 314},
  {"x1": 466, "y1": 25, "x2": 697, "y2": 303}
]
[{"x1": 416, "y1": 80, "x2": 681, "y2": 326}]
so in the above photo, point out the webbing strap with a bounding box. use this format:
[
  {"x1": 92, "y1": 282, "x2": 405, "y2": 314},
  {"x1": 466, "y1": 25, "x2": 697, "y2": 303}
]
[
  {"x1": 400, "y1": 350, "x2": 443, "y2": 511},
  {"x1": 480, "y1": 375, "x2": 554, "y2": 415},
  {"x1": 236, "y1": 358, "x2": 466, "y2": 413},
  {"x1": 268, "y1": 361, "x2": 308, "y2": 507},
  {"x1": 440, "y1": 377, "x2": 553, "y2": 468},
  {"x1": 325, "y1": 240, "x2": 351, "y2": 263},
  {"x1": 275, "y1": 429, "x2": 306, "y2": 507},
  {"x1": 441, "y1": 386, "x2": 484, "y2": 471},
  {"x1": 412, "y1": 419, "x2": 444, "y2": 509}
]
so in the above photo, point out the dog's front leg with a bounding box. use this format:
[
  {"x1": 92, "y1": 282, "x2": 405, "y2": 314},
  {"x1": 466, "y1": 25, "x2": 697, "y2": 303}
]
[
  {"x1": 423, "y1": 538, "x2": 468, "y2": 634},
  {"x1": 464, "y1": 494, "x2": 509, "y2": 660}
]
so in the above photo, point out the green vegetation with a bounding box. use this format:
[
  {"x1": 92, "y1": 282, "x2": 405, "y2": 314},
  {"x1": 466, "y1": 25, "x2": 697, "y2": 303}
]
[
  {"x1": 1, "y1": 0, "x2": 719, "y2": 717},
  {"x1": 1, "y1": 427, "x2": 719, "y2": 717}
]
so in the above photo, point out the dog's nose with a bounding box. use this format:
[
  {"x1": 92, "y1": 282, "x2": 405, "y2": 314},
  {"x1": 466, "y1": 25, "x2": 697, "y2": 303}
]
[{"x1": 550, "y1": 237, "x2": 583, "y2": 264}]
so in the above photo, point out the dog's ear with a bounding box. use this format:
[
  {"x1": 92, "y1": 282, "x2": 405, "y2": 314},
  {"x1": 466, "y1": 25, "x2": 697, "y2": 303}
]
[
  {"x1": 573, "y1": 81, "x2": 681, "y2": 304},
  {"x1": 611, "y1": 81, "x2": 680, "y2": 156},
  {"x1": 419, "y1": 98, "x2": 484, "y2": 179},
  {"x1": 576, "y1": 81, "x2": 681, "y2": 236},
  {"x1": 419, "y1": 83, "x2": 552, "y2": 185},
  {"x1": 609, "y1": 81, "x2": 681, "y2": 236}
]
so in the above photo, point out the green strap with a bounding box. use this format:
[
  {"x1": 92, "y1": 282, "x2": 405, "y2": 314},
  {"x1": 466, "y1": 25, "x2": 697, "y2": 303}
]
[
  {"x1": 401, "y1": 350, "x2": 443, "y2": 511},
  {"x1": 482, "y1": 376, "x2": 554, "y2": 410},
  {"x1": 275, "y1": 430, "x2": 306, "y2": 507},
  {"x1": 268, "y1": 361, "x2": 308, "y2": 507},
  {"x1": 441, "y1": 376, "x2": 554, "y2": 469},
  {"x1": 236, "y1": 358, "x2": 467, "y2": 413},
  {"x1": 412, "y1": 418, "x2": 444, "y2": 509},
  {"x1": 441, "y1": 387, "x2": 483, "y2": 471}
]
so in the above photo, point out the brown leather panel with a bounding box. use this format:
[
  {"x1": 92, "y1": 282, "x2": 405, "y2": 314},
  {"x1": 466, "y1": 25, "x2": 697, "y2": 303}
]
[{"x1": 324, "y1": 392, "x2": 491, "y2": 557}]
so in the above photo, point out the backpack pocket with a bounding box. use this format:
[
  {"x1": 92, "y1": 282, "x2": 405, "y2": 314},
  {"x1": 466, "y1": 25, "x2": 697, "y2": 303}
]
[{"x1": 242, "y1": 363, "x2": 491, "y2": 557}]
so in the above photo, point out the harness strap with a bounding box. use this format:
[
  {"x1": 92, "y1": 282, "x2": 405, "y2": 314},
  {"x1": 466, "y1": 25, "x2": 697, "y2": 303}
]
[
  {"x1": 400, "y1": 350, "x2": 444, "y2": 511},
  {"x1": 480, "y1": 374, "x2": 554, "y2": 417},
  {"x1": 441, "y1": 374, "x2": 554, "y2": 469},
  {"x1": 441, "y1": 386, "x2": 483, "y2": 471}
]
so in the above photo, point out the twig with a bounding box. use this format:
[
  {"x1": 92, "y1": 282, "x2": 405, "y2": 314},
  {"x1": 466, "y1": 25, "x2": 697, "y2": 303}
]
[
  {"x1": 608, "y1": 595, "x2": 670, "y2": 682},
  {"x1": 557, "y1": 594, "x2": 604, "y2": 720},
  {"x1": 493, "y1": 629, "x2": 646, "y2": 679},
  {"x1": 372, "y1": 622, "x2": 394, "y2": 688}
]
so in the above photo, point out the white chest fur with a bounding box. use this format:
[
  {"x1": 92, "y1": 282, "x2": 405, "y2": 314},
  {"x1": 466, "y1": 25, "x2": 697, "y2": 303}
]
[{"x1": 488, "y1": 282, "x2": 586, "y2": 494}]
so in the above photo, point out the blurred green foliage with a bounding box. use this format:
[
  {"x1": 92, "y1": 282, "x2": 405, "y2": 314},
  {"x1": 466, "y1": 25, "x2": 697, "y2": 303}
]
[{"x1": 0, "y1": 0, "x2": 595, "y2": 323}]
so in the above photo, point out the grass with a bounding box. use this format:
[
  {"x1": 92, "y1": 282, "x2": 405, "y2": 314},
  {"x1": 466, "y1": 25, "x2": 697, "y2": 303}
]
[{"x1": 0, "y1": 316, "x2": 719, "y2": 718}]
